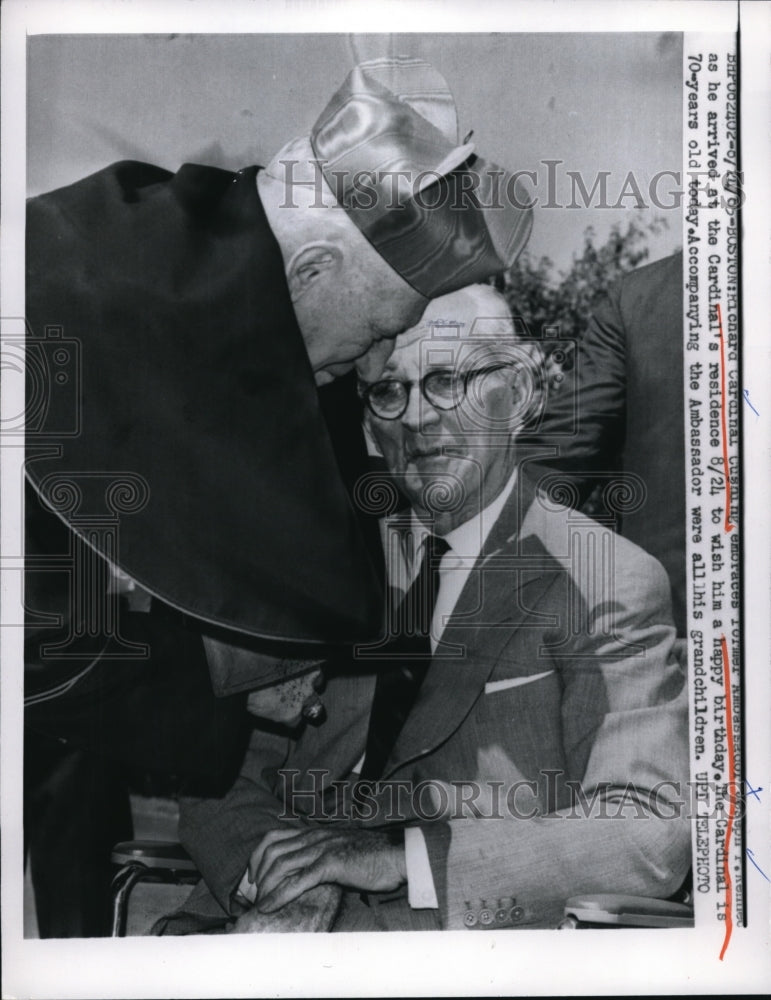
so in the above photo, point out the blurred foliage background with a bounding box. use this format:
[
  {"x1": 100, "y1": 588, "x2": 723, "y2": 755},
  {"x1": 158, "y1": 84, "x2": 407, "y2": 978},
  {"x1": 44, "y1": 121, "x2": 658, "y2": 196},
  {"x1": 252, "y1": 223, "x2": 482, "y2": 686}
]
[
  {"x1": 491, "y1": 213, "x2": 676, "y2": 343},
  {"x1": 493, "y1": 215, "x2": 681, "y2": 522}
]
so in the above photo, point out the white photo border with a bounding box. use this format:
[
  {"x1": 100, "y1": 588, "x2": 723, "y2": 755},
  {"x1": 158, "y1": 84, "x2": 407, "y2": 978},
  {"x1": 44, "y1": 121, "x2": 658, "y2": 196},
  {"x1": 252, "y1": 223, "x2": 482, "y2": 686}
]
[{"x1": 2, "y1": 1, "x2": 769, "y2": 997}]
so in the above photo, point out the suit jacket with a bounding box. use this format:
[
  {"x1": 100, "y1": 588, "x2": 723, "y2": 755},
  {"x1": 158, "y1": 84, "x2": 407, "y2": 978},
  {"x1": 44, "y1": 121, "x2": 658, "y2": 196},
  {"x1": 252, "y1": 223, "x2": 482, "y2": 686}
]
[
  {"x1": 177, "y1": 469, "x2": 690, "y2": 932},
  {"x1": 534, "y1": 252, "x2": 686, "y2": 633}
]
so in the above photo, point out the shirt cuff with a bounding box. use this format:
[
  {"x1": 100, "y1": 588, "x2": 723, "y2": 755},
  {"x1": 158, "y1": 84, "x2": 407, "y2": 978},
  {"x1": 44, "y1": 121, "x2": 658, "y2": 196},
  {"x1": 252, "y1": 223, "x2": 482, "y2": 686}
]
[
  {"x1": 234, "y1": 868, "x2": 257, "y2": 906},
  {"x1": 404, "y1": 826, "x2": 439, "y2": 909}
]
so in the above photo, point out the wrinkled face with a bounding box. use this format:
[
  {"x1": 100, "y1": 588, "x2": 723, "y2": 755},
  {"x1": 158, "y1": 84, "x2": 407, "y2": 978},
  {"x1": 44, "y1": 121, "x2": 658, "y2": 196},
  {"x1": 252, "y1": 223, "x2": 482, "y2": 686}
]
[
  {"x1": 258, "y1": 165, "x2": 427, "y2": 385},
  {"x1": 365, "y1": 330, "x2": 530, "y2": 529},
  {"x1": 293, "y1": 275, "x2": 426, "y2": 385}
]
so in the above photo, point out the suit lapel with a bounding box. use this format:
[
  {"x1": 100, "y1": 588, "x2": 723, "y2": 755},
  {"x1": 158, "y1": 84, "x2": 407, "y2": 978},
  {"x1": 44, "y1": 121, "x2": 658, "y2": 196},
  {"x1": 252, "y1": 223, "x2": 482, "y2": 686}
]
[{"x1": 382, "y1": 473, "x2": 559, "y2": 778}]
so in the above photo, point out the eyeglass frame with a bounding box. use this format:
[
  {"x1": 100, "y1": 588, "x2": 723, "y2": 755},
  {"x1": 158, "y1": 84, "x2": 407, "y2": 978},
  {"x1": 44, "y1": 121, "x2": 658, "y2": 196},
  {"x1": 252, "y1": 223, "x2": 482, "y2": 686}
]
[{"x1": 358, "y1": 361, "x2": 522, "y2": 421}]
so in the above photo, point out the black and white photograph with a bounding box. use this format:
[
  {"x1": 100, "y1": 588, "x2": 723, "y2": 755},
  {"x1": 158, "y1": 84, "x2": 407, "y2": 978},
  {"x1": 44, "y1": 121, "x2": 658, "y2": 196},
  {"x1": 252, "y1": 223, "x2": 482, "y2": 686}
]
[{"x1": 1, "y1": 1, "x2": 769, "y2": 997}]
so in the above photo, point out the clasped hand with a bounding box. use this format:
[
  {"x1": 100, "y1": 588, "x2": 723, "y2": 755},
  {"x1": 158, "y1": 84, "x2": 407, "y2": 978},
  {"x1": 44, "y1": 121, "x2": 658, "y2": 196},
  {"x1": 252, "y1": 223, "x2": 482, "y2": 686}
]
[{"x1": 246, "y1": 826, "x2": 407, "y2": 913}]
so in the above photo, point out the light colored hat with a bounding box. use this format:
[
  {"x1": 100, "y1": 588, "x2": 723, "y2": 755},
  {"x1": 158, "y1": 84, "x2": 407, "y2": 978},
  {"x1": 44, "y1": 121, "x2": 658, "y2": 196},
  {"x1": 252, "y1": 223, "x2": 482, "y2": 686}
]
[{"x1": 311, "y1": 56, "x2": 533, "y2": 297}]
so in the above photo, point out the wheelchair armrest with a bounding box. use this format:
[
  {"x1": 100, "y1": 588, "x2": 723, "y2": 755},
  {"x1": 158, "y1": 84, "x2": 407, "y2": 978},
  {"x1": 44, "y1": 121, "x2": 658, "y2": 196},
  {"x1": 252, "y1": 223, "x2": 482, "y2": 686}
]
[
  {"x1": 560, "y1": 893, "x2": 695, "y2": 929},
  {"x1": 110, "y1": 841, "x2": 200, "y2": 936},
  {"x1": 111, "y1": 840, "x2": 199, "y2": 873}
]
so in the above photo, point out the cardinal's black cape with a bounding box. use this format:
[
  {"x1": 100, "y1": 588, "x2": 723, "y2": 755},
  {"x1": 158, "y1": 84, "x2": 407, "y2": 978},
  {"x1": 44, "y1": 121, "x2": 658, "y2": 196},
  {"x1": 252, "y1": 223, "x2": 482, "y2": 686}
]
[
  {"x1": 25, "y1": 160, "x2": 382, "y2": 648},
  {"x1": 24, "y1": 161, "x2": 384, "y2": 775}
]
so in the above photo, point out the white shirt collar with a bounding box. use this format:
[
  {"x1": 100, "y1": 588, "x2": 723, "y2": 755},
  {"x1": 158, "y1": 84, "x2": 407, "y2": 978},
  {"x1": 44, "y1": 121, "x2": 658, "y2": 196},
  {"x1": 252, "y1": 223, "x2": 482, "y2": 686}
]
[{"x1": 406, "y1": 465, "x2": 519, "y2": 571}]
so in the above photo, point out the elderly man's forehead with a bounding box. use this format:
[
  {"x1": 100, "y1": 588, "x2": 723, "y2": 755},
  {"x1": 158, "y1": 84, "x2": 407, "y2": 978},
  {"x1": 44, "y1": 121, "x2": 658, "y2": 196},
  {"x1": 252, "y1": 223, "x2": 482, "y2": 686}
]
[
  {"x1": 383, "y1": 288, "x2": 518, "y2": 371},
  {"x1": 423, "y1": 285, "x2": 510, "y2": 326},
  {"x1": 382, "y1": 336, "x2": 515, "y2": 381}
]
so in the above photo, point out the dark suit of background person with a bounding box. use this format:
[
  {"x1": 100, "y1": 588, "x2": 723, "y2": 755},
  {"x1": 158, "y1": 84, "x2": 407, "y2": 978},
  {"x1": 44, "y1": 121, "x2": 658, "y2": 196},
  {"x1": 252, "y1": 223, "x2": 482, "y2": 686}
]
[
  {"x1": 534, "y1": 252, "x2": 686, "y2": 634},
  {"x1": 22, "y1": 58, "x2": 533, "y2": 936},
  {"x1": 162, "y1": 288, "x2": 690, "y2": 934}
]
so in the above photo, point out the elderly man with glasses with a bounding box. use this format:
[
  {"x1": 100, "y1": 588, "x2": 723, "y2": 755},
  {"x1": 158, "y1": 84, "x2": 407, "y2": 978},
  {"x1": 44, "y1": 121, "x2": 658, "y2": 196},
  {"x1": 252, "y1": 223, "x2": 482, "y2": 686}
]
[{"x1": 163, "y1": 283, "x2": 690, "y2": 934}]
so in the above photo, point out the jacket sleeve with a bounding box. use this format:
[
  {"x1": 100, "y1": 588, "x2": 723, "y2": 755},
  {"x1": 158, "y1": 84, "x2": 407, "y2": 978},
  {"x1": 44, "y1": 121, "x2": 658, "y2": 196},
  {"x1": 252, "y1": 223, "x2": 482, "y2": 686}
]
[
  {"x1": 178, "y1": 726, "x2": 301, "y2": 915},
  {"x1": 178, "y1": 667, "x2": 375, "y2": 915},
  {"x1": 421, "y1": 545, "x2": 691, "y2": 930}
]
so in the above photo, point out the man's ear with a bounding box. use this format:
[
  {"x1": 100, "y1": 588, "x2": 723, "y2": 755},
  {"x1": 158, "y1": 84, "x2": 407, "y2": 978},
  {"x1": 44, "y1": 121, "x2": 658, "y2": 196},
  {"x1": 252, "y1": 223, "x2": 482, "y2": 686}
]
[
  {"x1": 286, "y1": 242, "x2": 343, "y2": 299},
  {"x1": 512, "y1": 343, "x2": 547, "y2": 427}
]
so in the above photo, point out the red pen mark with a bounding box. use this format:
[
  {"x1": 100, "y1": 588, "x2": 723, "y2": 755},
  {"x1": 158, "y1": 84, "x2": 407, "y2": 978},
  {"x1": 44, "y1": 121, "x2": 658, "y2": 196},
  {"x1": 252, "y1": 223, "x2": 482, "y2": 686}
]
[
  {"x1": 719, "y1": 633, "x2": 736, "y2": 961},
  {"x1": 716, "y1": 304, "x2": 735, "y2": 532}
]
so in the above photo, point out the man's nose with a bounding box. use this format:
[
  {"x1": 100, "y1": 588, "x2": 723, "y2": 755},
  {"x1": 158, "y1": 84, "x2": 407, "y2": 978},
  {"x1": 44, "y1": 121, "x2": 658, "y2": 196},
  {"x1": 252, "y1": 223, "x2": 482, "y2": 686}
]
[
  {"x1": 401, "y1": 384, "x2": 440, "y2": 432},
  {"x1": 356, "y1": 339, "x2": 394, "y2": 381}
]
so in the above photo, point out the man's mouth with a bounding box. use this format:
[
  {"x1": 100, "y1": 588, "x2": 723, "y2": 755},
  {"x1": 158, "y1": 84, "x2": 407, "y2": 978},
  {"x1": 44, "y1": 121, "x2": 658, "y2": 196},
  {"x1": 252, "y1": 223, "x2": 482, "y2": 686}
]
[{"x1": 407, "y1": 444, "x2": 454, "y2": 462}]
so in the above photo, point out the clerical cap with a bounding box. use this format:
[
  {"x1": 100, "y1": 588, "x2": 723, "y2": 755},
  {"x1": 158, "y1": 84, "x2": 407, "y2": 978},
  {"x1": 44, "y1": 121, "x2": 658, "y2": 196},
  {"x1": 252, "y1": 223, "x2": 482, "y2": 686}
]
[{"x1": 310, "y1": 56, "x2": 533, "y2": 297}]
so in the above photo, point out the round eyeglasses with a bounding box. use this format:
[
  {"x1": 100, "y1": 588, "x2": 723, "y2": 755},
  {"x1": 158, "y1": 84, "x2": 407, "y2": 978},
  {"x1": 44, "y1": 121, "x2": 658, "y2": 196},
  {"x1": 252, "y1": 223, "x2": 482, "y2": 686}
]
[{"x1": 359, "y1": 363, "x2": 519, "y2": 421}]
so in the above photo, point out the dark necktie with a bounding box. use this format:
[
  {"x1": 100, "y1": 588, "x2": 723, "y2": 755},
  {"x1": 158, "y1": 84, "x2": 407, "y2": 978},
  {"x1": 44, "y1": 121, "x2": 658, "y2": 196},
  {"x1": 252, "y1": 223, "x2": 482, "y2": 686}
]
[{"x1": 360, "y1": 533, "x2": 450, "y2": 781}]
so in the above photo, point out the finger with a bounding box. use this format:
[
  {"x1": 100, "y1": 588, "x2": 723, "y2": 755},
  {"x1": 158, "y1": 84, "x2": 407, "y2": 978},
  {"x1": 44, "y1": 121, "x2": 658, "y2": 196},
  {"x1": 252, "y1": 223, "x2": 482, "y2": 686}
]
[
  {"x1": 253, "y1": 828, "x2": 332, "y2": 887},
  {"x1": 247, "y1": 828, "x2": 308, "y2": 883},
  {"x1": 256, "y1": 840, "x2": 334, "y2": 900},
  {"x1": 256, "y1": 861, "x2": 330, "y2": 914}
]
